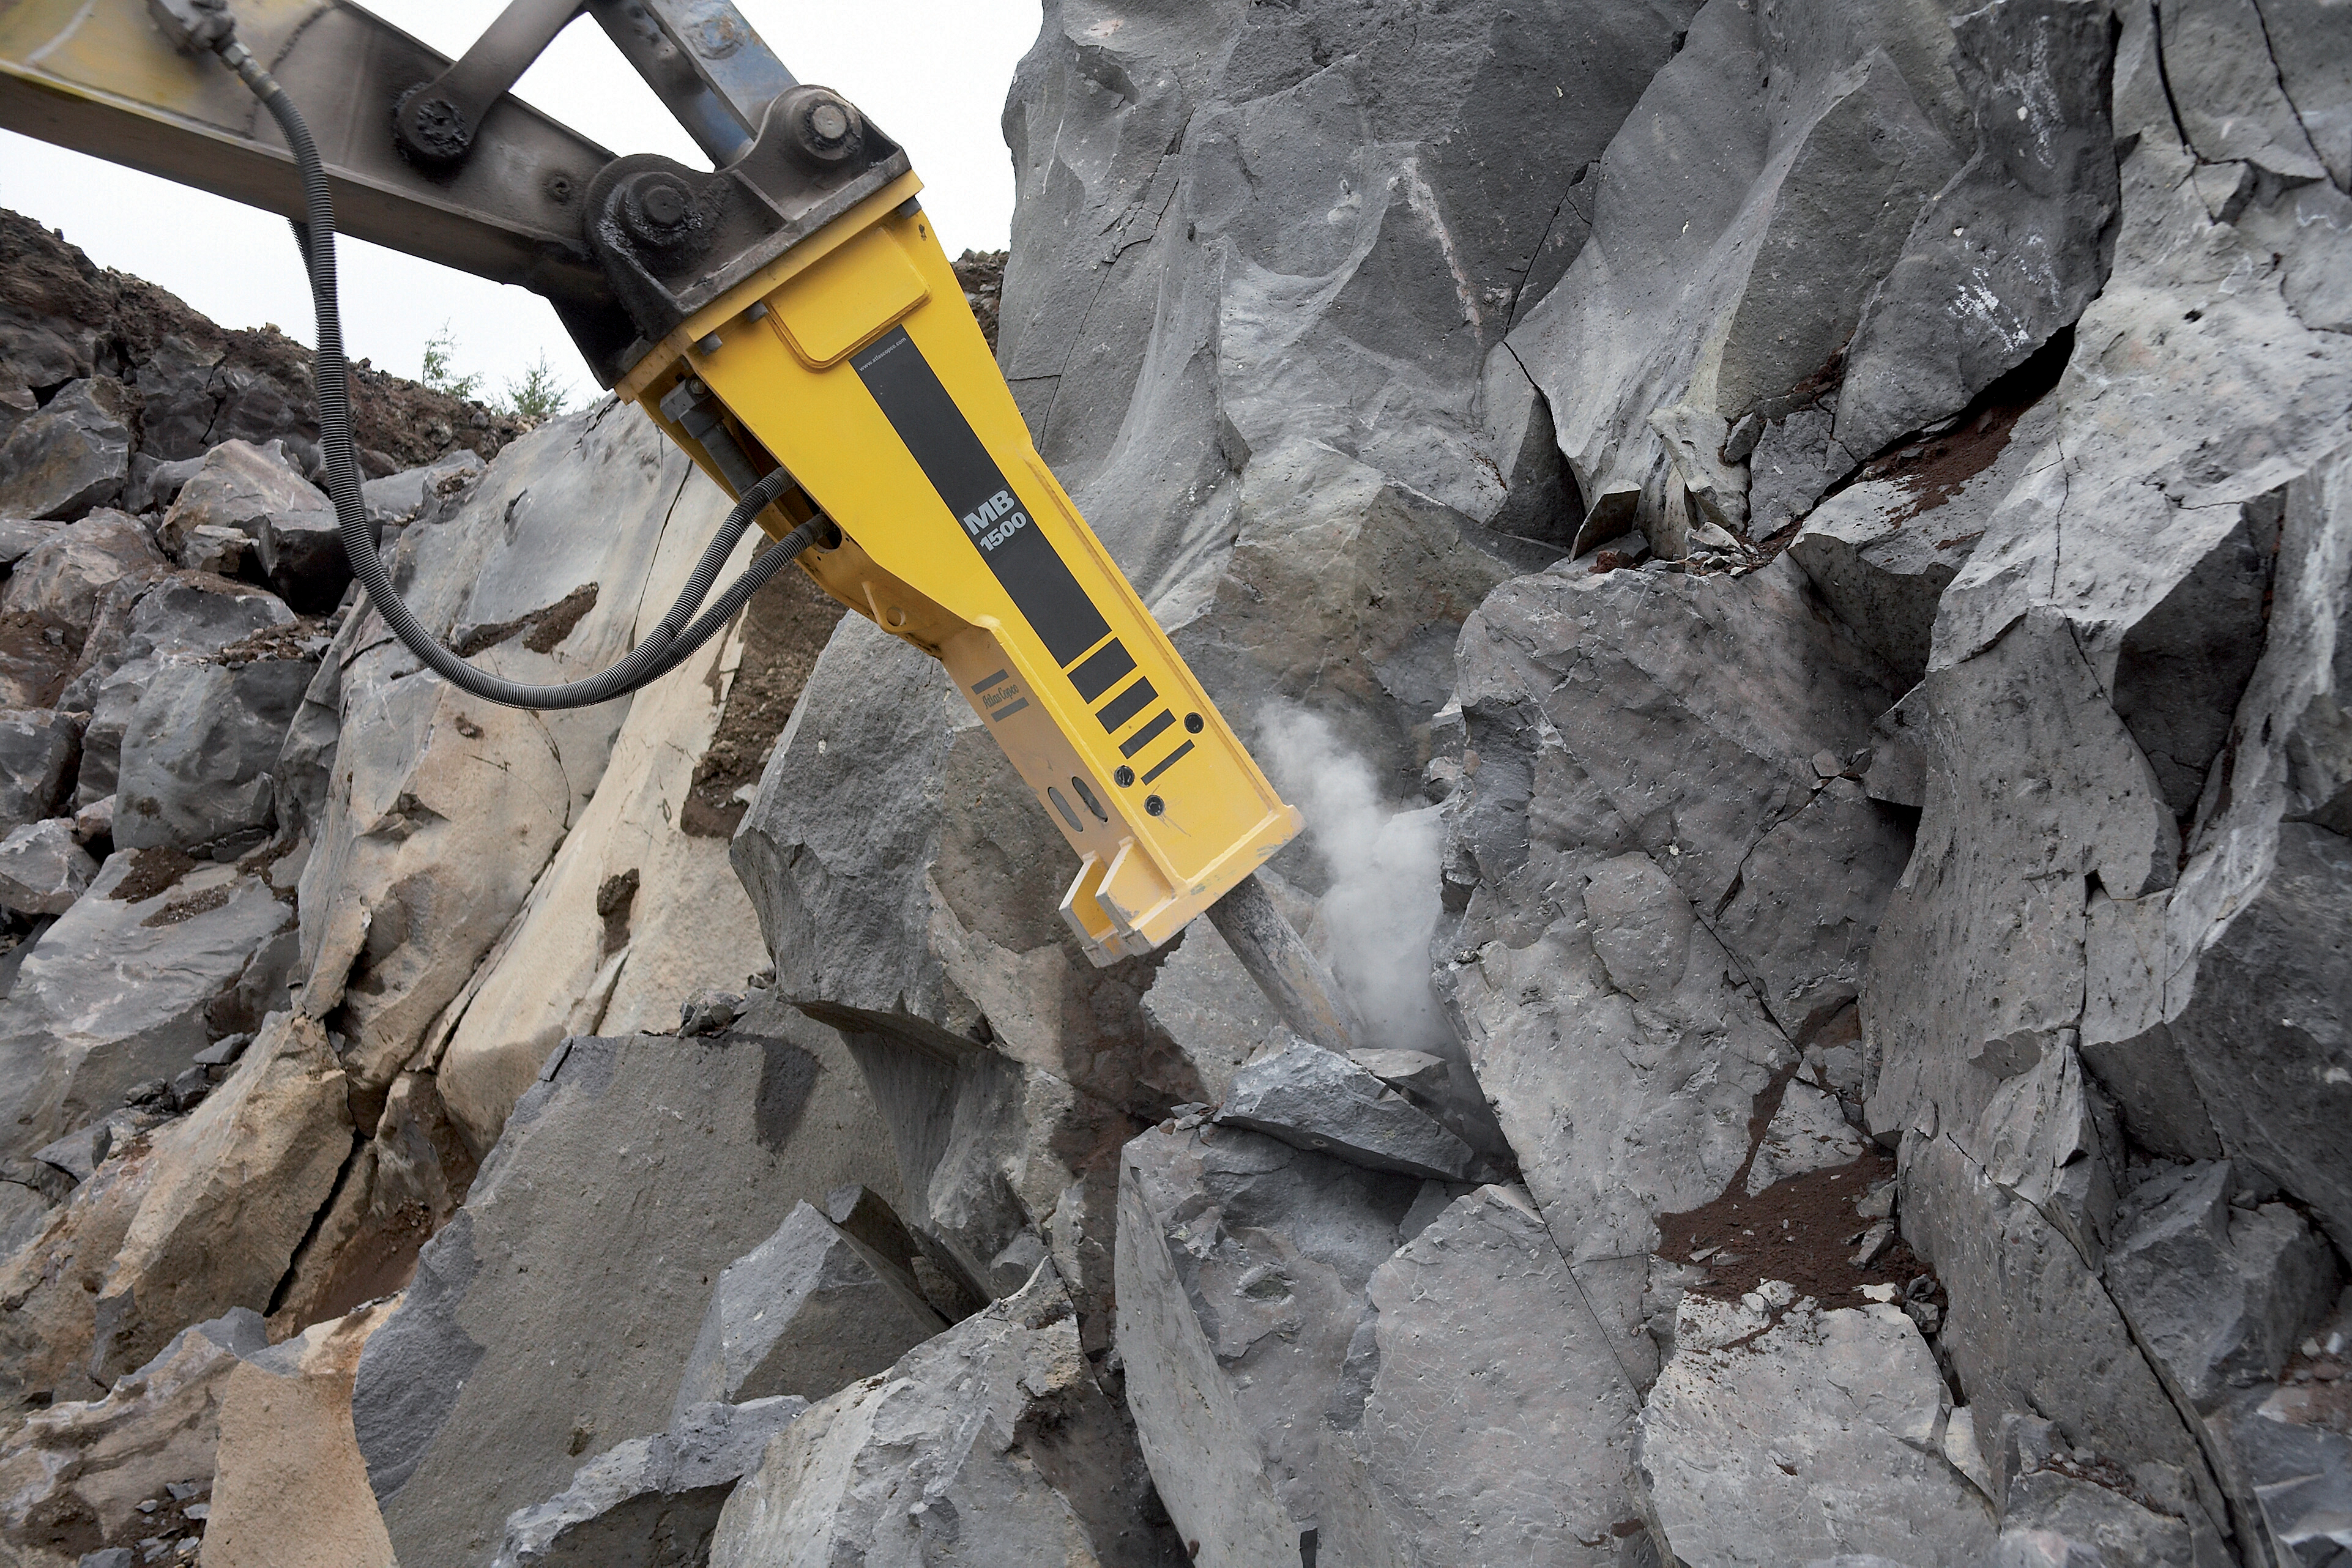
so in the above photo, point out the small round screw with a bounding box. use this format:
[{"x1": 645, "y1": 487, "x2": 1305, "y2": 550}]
[
  {"x1": 1114, "y1": 766, "x2": 1135, "y2": 787},
  {"x1": 1144, "y1": 795, "x2": 1165, "y2": 816},
  {"x1": 1184, "y1": 712, "x2": 1204, "y2": 734}
]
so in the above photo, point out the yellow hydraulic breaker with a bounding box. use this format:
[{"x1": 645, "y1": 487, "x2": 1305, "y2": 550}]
[{"x1": 618, "y1": 180, "x2": 1301, "y2": 964}]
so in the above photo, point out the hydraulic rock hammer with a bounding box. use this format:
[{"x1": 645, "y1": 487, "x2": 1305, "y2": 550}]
[{"x1": 0, "y1": 0, "x2": 1364, "y2": 1046}]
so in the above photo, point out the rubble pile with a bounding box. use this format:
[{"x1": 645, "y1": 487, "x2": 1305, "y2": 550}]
[{"x1": 0, "y1": 0, "x2": 2346, "y2": 1564}]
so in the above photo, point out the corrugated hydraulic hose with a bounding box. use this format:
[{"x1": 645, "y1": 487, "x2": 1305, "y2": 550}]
[{"x1": 210, "y1": 32, "x2": 819, "y2": 710}]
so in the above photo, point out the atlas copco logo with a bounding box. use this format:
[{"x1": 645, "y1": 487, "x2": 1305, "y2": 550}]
[{"x1": 962, "y1": 489, "x2": 1029, "y2": 552}]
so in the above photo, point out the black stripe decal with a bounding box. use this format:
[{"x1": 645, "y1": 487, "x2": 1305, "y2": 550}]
[
  {"x1": 852, "y1": 327, "x2": 1111, "y2": 666},
  {"x1": 1140, "y1": 740, "x2": 1194, "y2": 784},
  {"x1": 990, "y1": 697, "x2": 1031, "y2": 722},
  {"x1": 1068, "y1": 640, "x2": 1134, "y2": 703},
  {"x1": 1120, "y1": 710, "x2": 1175, "y2": 758},
  {"x1": 1097, "y1": 677, "x2": 1158, "y2": 734},
  {"x1": 970, "y1": 668, "x2": 1010, "y2": 693}
]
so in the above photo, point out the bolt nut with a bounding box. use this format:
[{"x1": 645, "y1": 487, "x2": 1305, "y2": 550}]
[
  {"x1": 775, "y1": 85, "x2": 867, "y2": 171},
  {"x1": 1114, "y1": 766, "x2": 1135, "y2": 788}
]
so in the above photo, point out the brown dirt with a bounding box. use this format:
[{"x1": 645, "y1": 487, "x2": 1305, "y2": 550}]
[
  {"x1": 1834, "y1": 326, "x2": 2076, "y2": 530},
  {"x1": 1655, "y1": 1064, "x2": 1940, "y2": 1311},
  {"x1": 140, "y1": 883, "x2": 229, "y2": 927},
  {"x1": 450, "y1": 583, "x2": 600, "y2": 658},
  {"x1": 1657, "y1": 1148, "x2": 1934, "y2": 1310},
  {"x1": 107, "y1": 844, "x2": 197, "y2": 903},
  {"x1": 682, "y1": 554, "x2": 845, "y2": 838},
  {"x1": 2, "y1": 207, "x2": 525, "y2": 468},
  {"x1": 954, "y1": 250, "x2": 1007, "y2": 352},
  {"x1": 212, "y1": 618, "x2": 330, "y2": 667}
]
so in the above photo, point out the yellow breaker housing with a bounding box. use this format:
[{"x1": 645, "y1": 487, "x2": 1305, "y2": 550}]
[{"x1": 622, "y1": 178, "x2": 1301, "y2": 962}]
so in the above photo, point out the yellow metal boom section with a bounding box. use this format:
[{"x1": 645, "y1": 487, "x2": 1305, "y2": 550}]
[{"x1": 618, "y1": 176, "x2": 1301, "y2": 964}]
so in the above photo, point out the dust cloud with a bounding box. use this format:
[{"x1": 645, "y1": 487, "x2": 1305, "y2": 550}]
[{"x1": 1256, "y1": 702, "x2": 1446, "y2": 1055}]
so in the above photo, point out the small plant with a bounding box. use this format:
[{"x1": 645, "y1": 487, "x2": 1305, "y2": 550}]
[
  {"x1": 499, "y1": 352, "x2": 573, "y2": 423},
  {"x1": 420, "y1": 322, "x2": 482, "y2": 401}
]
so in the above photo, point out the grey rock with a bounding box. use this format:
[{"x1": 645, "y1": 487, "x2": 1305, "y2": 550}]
[
  {"x1": 1215, "y1": 1037, "x2": 1475, "y2": 1181},
  {"x1": 2110, "y1": 491, "x2": 2282, "y2": 817},
  {"x1": 1, "y1": 509, "x2": 166, "y2": 646},
  {"x1": 352, "y1": 1027, "x2": 901, "y2": 1568},
  {"x1": 1320, "y1": 1185, "x2": 1645, "y2": 1567},
  {"x1": 362, "y1": 451, "x2": 483, "y2": 530},
  {"x1": 0, "y1": 379, "x2": 133, "y2": 521},
  {"x1": 2104, "y1": 1161, "x2": 2342, "y2": 1413},
  {"x1": 1897, "y1": 1132, "x2": 2229, "y2": 1535},
  {"x1": 1865, "y1": 611, "x2": 2179, "y2": 1152},
  {"x1": 176, "y1": 524, "x2": 252, "y2": 581},
  {"x1": 1511, "y1": 1, "x2": 1968, "y2": 554},
  {"x1": 0, "y1": 516, "x2": 61, "y2": 569},
  {"x1": 1639, "y1": 1291, "x2": 1997, "y2": 1566},
  {"x1": 1833, "y1": 0, "x2": 2118, "y2": 469},
  {"x1": 155, "y1": 439, "x2": 329, "y2": 560},
  {"x1": 114, "y1": 655, "x2": 315, "y2": 855},
  {"x1": 0, "y1": 707, "x2": 81, "y2": 835},
  {"x1": 2159, "y1": 0, "x2": 2331, "y2": 184},
  {"x1": 0, "y1": 850, "x2": 294, "y2": 1167},
  {"x1": 0, "y1": 817, "x2": 97, "y2": 915},
  {"x1": 491, "y1": 1397, "x2": 806, "y2": 1568},
  {"x1": 1001, "y1": 0, "x2": 1692, "y2": 548},
  {"x1": 1140, "y1": 917, "x2": 1283, "y2": 1107},
  {"x1": 1745, "y1": 1079, "x2": 1870, "y2": 1195},
  {"x1": 710, "y1": 1263, "x2": 1175, "y2": 1568},
  {"x1": 2252, "y1": 0, "x2": 2351, "y2": 191},
  {"x1": 1993, "y1": 1414, "x2": 2224, "y2": 1568},
  {"x1": 256, "y1": 507, "x2": 351, "y2": 613},
  {"x1": 1344, "y1": 1048, "x2": 1448, "y2": 1099},
  {"x1": 668, "y1": 1200, "x2": 944, "y2": 1421},
  {"x1": 1115, "y1": 1120, "x2": 1419, "y2": 1560},
  {"x1": 122, "y1": 453, "x2": 206, "y2": 518},
  {"x1": 300, "y1": 403, "x2": 743, "y2": 1102},
  {"x1": 1791, "y1": 393, "x2": 2056, "y2": 684}
]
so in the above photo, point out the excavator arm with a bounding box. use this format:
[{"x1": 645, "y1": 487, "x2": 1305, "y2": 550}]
[{"x1": 0, "y1": 0, "x2": 1353, "y2": 1042}]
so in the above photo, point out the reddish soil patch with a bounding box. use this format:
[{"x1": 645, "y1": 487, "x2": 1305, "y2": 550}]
[
  {"x1": 682, "y1": 554, "x2": 844, "y2": 838},
  {"x1": 1658, "y1": 1148, "x2": 1933, "y2": 1309}
]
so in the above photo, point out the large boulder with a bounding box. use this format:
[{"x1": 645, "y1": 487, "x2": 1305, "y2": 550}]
[
  {"x1": 1637, "y1": 1290, "x2": 1998, "y2": 1566},
  {"x1": 710, "y1": 1263, "x2": 1177, "y2": 1568},
  {"x1": 351, "y1": 1022, "x2": 901, "y2": 1568},
  {"x1": 1508, "y1": 0, "x2": 1979, "y2": 554},
  {"x1": 668, "y1": 1200, "x2": 945, "y2": 1413},
  {"x1": 298, "y1": 402, "x2": 749, "y2": 1099},
  {"x1": 154, "y1": 439, "x2": 327, "y2": 557},
  {"x1": 86, "y1": 1011, "x2": 354, "y2": 1381},
  {"x1": 432, "y1": 523, "x2": 770, "y2": 1151},
  {"x1": 0, "y1": 379, "x2": 132, "y2": 522},
  {"x1": 1443, "y1": 558, "x2": 1906, "y2": 1268},
  {"x1": 0, "y1": 848, "x2": 296, "y2": 1169},
  {"x1": 114, "y1": 653, "x2": 316, "y2": 856},
  {"x1": 0, "y1": 708, "x2": 81, "y2": 836},
  {"x1": 201, "y1": 1299, "x2": 402, "y2": 1568},
  {"x1": 1113, "y1": 1118, "x2": 1420, "y2": 1562},
  {"x1": 0, "y1": 510, "x2": 165, "y2": 647},
  {"x1": 1323, "y1": 1184, "x2": 1647, "y2": 1566}
]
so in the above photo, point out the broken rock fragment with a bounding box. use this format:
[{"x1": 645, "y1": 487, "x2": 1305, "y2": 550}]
[
  {"x1": 1215, "y1": 1036, "x2": 1476, "y2": 1181},
  {"x1": 710, "y1": 1263, "x2": 1176, "y2": 1568},
  {"x1": 1637, "y1": 1291, "x2": 1997, "y2": 1566},
  {"x1": 1327, "y1": 1185, "x2": 1645, "y2": 1566},
  {"x1": 494, "y1": 1397, "x2": 805, "y2": 1568},
  {"x1": 668, "y1": 1198, "x2": 945, "y2": 1418},
  {"x1": 0, "y1": 817, "x2": 95, "y2": 915},
  {"x1": 0, "y1": 378, "x2": 132, "y2": 522}
]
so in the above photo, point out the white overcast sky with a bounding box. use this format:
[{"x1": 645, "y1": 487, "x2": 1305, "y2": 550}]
[{"x1": 0, "y1": 1, "x2": 1036, "y2": 403}]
